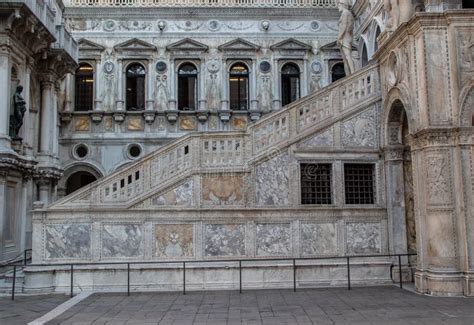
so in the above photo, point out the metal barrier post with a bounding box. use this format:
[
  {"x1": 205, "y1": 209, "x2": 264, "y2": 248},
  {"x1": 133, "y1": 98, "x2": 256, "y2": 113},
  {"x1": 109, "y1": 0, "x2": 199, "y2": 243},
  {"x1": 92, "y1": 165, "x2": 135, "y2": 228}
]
[
  {"x1": 183, "y1": 262, "x2": 186, "y2": 295},
  {"x1": 398, "y1": 255, "x2": 403, "y2": 289},
  {"x1": 24, "y1": 250, "x2": 27, "y2": 266},
  {"x1": 239, "y1": 260, "x2": 242, "y2": 294},
  {"x1": 293, "y1": 259, "x2": 296, "y2": 292},
  {"x1": 127, "y1": 263, "x2": 130, "y2": 296},
  {"x1": 346, "y1": 257, "x2": 351, "y2": 290},
  {"x1": 70, "y1": 264, "x2": 74, "y2": 297},
  {"x1": 11, "y1": 265, "x2": 16, "y2": 300}
]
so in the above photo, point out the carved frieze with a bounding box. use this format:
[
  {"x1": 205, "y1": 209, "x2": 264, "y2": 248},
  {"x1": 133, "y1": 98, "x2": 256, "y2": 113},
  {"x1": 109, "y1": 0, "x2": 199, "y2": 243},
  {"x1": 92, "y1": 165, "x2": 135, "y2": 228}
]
[
  {"x1": 204, "y1": 224, "x2": 245, "y2": 257},
  {"x1": 202, "y1": 175, "x2": 244, "y2": 206},
  {"x1": 155, "y1": 224, "x2": 193, "y2": 258},
  {"x1": 342, "y1": 108, "x2": 377, "y2": 148},
  {"x1": 345, "y1": 222, "x2": 381, "y2": 255},
  {"x1": 301, "y1": 222, "x2": 338, "y2": 256},
  {"x1": 256, "y1": 223, "x2": 291, "y2": 256},
  {"x1": 425, "y1": 152, "x2": 452, "y2": 207},
  {"x1": 255, "y1": 153, "x2": 289, "y2": 206}
]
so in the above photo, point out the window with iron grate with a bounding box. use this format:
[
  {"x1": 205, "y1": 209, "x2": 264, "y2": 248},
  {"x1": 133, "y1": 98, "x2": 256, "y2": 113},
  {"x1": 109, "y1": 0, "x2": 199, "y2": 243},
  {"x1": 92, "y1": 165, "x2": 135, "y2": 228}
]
[
  {"x1": 300, "y1": 163, "x2": 332, "y2": 205},
  {"x1": 344, "y1": 163, "x2": 375, "y2": 204}
]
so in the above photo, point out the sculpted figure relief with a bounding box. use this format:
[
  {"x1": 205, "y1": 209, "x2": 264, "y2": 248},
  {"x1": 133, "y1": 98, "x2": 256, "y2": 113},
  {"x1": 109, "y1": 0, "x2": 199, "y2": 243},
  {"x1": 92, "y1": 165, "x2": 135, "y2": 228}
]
[
  {"x1": 384, "y1": 0, "x2": 414, "y2": 31},
  {"x1": 10, "y1": 85, "x2": 27, "y2": 139},
  {"x1": 155, "y1": 75, "x2": 169, "y2": 111},
  {"x1": 337, "y1": 0, "x2": 355, "y2": 75}
]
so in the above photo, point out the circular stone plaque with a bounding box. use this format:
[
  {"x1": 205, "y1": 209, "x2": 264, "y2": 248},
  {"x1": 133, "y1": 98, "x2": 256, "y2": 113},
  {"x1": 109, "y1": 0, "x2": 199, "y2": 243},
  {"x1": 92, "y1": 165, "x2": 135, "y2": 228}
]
[
  {"x1": 103, "y1": 61, "x2": 115, "y2": 74},
  {"x1": 156, "y1": 61, "x2": 167, "y2": 73},
  {"x1": 259, "y1": 61, "x2": 271, "y2": 73},
  {"x1": 311, "y1": 61, "x2": 322, "y2": 74}
]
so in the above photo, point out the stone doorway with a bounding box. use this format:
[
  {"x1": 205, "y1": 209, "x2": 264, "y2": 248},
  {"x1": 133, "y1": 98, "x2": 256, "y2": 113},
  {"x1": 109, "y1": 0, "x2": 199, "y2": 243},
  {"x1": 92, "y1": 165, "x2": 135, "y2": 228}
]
[{"x1": 386, "y1": 99, "x2": 417, "y2": 276}]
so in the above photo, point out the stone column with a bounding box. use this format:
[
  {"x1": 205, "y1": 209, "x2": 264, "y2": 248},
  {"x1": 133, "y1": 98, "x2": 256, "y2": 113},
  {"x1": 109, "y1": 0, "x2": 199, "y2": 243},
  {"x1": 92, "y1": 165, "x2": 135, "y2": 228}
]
[
  {"x1": 168, "y1": 60, "x2": 176, "y2": 110},
  {"x1": 146, "y1": 59, "x2": 154, "y2": 111},
  {"x1": 22, "y1": 61, "x2": 33, "y2": 156},
  {"x1": 40, "y1": 79, "x2": 53, "y2": 155},
  {"x1": 0, "y1": 45, "x2": 12, "y2": 151},
  {"x1": 94, "y1": 61, "x2": 102, "y2": 111},
  {"x1": 272, "y1": 58, "x2": 281, "y2": 110},
  {"x1": 115, "y1": 59, "x2": 124, "y2": 111},
  {"x1": 64, "y1": 73, "x2": 73, "y2": 113},
  {"x1": 250, "y1": 59, "x2": 258, "y2": 110},
  {"x1": 0, "y1": 172, "x2": 6, "y2": 260},
  {"x1": 384, "y1": 145, "x2": 408, "y2": 254},
  {"x1": 220, "y1": 58, "x2": 229, "y2": 110},
  {"x1": 198, "y1": 60, "x2": 206, "y2": 110},
  {"x1": 301, "y1": 59, "x2": 309, "y2": 97},
  {"x1": 38, "y1": 179, "x2": 50, "y2": 206}
]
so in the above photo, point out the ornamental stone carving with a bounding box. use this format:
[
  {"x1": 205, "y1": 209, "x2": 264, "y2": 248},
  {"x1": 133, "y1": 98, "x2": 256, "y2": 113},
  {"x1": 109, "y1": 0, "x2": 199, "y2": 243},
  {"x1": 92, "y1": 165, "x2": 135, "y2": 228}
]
[
  {"x1": 155, "y1": 224, "x2": 193, "y2": 258},
  {"x1": 102, "y1": 224, "x2": 144, "y2": 258},
  {"x1": 45, "y1": 224, "x2": 91, "y2": 259},
  {"x1": 301, "y1": 223, "x2": 338, "y2": 256},
  {"x1": 204, "y1": 224, "x2": 245, "y2": 257},
  {"x1": 342, "y1": 108, "x2": 377, "y2": 148},
  {"x1": 256, "y1": 223, "x2": 291, "y2": 256},
  {"x1": 255, "y1": 153, "x2": 289, "y2": 206},
  {"x1": 346, "y1": 222, "x2": 381, "y2": 254},
  {"x1": 426, "y1": 153, "x2": 451, "y2": 206}
]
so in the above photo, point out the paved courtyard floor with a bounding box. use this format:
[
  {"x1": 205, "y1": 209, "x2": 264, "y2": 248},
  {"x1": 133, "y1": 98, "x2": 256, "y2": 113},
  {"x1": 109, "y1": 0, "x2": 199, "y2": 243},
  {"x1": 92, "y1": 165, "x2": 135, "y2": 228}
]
[{"x1": 1, "y1": 286, "x2": 474, "y2": 324}]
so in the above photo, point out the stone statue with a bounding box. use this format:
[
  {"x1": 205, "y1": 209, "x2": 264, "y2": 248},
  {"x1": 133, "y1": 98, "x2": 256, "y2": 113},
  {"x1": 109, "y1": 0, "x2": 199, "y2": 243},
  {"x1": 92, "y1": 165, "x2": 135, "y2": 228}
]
[
  {"x1": 10, "y1": 85, "x2": 27, "y2": 139},
  {"x1": 310, "y1": 74, "x2": 321, "y2": 93},
  {"x1": 207, "y1": 73, "x2": 220, "y2": 110},
  {"x1": 337, "y1": 0, "x2": 355, "y2": 75},
  {"x1": 384, "y1": 0, "x2": 414, "y2": 31},
  {"x1": 258, "y1": 75, "x2": 272, "y2": 112}
]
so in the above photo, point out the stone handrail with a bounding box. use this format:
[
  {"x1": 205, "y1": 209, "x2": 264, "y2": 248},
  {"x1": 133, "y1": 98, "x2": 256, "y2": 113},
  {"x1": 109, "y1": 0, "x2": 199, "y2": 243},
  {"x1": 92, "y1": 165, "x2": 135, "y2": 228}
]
[
  {"x1": 52, "y1": 24, "x2": 79, "y2": 62},
  {"x1": 49, "y1": 63, "x2": 380, "y2": 209},
  {"x1": 63, "y1": 0, "x2": 336, "y2": 8}
]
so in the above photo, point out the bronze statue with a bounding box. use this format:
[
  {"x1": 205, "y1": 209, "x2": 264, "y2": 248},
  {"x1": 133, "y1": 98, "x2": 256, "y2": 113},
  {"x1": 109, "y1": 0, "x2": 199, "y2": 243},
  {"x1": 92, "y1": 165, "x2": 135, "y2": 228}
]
[{"x1": 10, "y1": 85, "x2": 27, "y2": 139}]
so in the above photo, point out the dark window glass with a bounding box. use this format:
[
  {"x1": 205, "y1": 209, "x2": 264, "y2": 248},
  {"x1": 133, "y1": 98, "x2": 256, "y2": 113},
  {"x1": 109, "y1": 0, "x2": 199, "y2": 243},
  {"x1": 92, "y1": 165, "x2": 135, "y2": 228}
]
[
  {"x1": 178, "y1": 63, "x2": 198, "y2": 110},
  {"x1": 344, "y1": 163, "x2": 375, "y2": 204},
  {"x1": 301, "y1": 163, "x2": 332, "y2": 205},
  {"x1": 463, "y1": 0, "x2": 474, "y2": 8},
  {"x1": 229, "y1": 64, "x2": 249, "y2": 110},
  {"x1": 331, "y1": 62, "x2": 346, "y2": 82},
  {"x1": 126, "y1": 63, "x2": 146, "y2": 111},
  {"x1": 75, "y1": 64, "x2": 94, "y2": 111},
  {"x1": 281, "y1": 63, "x2": 300, "y2": 106}
]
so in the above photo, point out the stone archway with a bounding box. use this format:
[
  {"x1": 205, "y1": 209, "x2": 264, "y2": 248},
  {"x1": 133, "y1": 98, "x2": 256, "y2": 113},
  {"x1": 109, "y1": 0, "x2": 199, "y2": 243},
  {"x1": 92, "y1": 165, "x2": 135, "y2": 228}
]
[
  {"x1": 58, "y1": 163, "x2": 103, "y2": 198},
  {"x1": 384, "y1": 98, "x2": 416, "y2": 280}
]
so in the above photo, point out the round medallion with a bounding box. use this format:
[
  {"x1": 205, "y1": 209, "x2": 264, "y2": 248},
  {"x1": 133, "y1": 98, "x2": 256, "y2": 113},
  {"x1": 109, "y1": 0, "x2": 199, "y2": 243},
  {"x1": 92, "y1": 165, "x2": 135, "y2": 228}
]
[
  {"x1": 156, "y1": 61, "x2": 167, "y2": 73},
  {"x1": 103, "y1": 61, "x2": 115, "y2": 74},
  {"x1": 311, "y1": 61, "x2": 322, "y2": 74},
  {"x1": 207, "y1": 59, "x2": 220, "y2": 73},
  {"x1": 103, "y1": 19, "x2": 116, "y2": 32},
  {"x1": 259, "y1": 61, "x2": 271, "y2": 73},
  {"x1": 157, "y1": 20, "x2": 167, "y2": 31},
  {"x1": 261, "y1": 20, "x2": 270, "y2": 31},
  {"x1": 208, "y1": 20, "x2": 220, "y2": 31},
  {"x1": 310, "y1": 21, "x2": 320, "y2": 31}
]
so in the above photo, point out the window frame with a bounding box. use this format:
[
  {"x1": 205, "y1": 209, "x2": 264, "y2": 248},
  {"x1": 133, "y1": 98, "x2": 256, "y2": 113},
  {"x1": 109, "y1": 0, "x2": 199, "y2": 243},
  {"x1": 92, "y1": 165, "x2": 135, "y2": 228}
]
[
  {"x1": 177, "y1": 62, "x2": 199, "y2": 111},
  {"x1": 125, "y1": 62, "x2": 147, "y2": 111},
  {"x1": 74, "y1": 62, "x2": 95, "y2": 112},
  {"x1": 229, "y1": 62, "x2": 250, "y2": 111},
  {"x1": 300, "y1": 162, "x2": 334, "y2": 206},
  {"x1": 280, "y1": 62, "x2": 301, "y2": 106},
  {"x1": 343, "y1": 162, "x2": 377, "y2": 205}
]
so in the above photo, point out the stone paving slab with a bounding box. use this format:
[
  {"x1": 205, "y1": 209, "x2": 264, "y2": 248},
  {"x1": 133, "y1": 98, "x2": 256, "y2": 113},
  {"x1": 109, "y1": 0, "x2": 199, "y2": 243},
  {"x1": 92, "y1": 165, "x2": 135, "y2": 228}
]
[
  {"x1": 0, "y1": 294, "x2": 69, "y2": 325},
  {"x1": 46, "y1": 286, "x2": 474, "y2": 325},
  {"x1": 3, "y1": 286, "x2": 474, "y2": 325}
]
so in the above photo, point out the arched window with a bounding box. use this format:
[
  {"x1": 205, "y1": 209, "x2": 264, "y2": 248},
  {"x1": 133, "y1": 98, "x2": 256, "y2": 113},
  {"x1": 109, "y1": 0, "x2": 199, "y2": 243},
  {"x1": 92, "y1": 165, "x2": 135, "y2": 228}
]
[
  {"x1": 361, "y1": 42, "x2": 369, "y2": 68},
  {"x1": 281, "y1": 63, "x2": 300, "y2": 106},
  {"x1": 75, "y1": 63, "x2": 94, "y2": 111},
  {"x1": 229, "y1": 63, "x2": 249, "y2": 110},
  {"x1": 331, "y1": 62, "x2": 346, "y2": 83},
  {"x1": 374, "y1": 26, "x2": 381, "y2": 52},
  {"x1": 65, "y1": 171, "x2": 97, "y2": 195},
  {"x1": 178, "y1": 63, "x2": 198, "y2": 110},
  {"x1": 126, "y1": 63, "x2": 146, "y2": 111}
]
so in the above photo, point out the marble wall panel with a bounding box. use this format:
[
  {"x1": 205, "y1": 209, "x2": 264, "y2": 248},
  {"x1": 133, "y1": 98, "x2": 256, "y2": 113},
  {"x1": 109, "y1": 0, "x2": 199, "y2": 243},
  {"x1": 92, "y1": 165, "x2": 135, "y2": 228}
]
[
  {"x1": 204, "y1": 224, "x2": 245, "y2": 257},
  {"x1": 102, "y1": 224, "x2": 144, "y2": 258},
  {"x1": 155, "y1": 224, "x2": 193, "y2": 258},
  {"x1": 255, "y1": 153, "x2": 289, "y2": 206},
  {"x1": 202, "y1": 175, "x2": 243, "y2": 206},
  {"x1": 152, "y1": 180, "x2": 193, "y2": 206},
  {"x1": 45, "y1": 224, "x2": 91, "y2": 259},
  {"x1": 256, "y1": 223, "x2": 291, "y2": 256},
  {"x1": 342, "y1": 108, "x2": 377, "y2": 148},
  {"x1": 301, "y1": 223, "x2": 338, "y2": 256},
  {"x1": 345, "y1": 222, "x2": 381, "y2": 254},
  {"x1": 298, "y1": 128, "x2": 333, "y2": 148}
]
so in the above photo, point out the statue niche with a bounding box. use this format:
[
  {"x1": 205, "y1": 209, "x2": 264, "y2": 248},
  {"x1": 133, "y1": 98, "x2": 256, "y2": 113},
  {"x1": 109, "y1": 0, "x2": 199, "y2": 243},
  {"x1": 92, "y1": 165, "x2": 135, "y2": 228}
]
[{"x1": 9, "y1": 85, "x2": 27, "y2": 140}]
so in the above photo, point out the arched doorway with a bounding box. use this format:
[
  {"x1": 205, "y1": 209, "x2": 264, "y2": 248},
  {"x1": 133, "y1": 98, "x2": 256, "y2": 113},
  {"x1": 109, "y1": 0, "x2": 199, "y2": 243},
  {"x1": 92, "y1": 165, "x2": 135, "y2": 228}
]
[
  {"x1": 65, "y1": 171, "x2": 97, "y2": 195},
  {"x1": 385, "y1": 99, "x2": 416, "y2": 274},
  {"x1": 331, "y1": 62, "x2": 346, "y2": 83}
]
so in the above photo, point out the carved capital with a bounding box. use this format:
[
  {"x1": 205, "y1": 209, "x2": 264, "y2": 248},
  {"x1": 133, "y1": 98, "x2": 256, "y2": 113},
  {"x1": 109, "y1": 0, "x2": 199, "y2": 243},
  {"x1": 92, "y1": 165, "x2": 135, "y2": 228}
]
[{"x1": 383, "y1": 145, "x2": 406, "y2": 161}]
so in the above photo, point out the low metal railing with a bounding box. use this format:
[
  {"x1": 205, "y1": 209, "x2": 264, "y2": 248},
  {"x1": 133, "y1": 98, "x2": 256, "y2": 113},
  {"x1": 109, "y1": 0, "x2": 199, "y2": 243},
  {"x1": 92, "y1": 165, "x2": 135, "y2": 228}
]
[{"x1": 9, "y1": 253, "x2": 416, "y2": 300}]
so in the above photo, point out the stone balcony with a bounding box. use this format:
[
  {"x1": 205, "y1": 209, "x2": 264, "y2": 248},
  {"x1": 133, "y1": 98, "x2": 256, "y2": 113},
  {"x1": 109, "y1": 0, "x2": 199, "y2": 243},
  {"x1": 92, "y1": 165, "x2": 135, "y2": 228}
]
[
  {"x1": 52, "y1": 24, "x2": 78, "y2": 63},
  {"x1": 2, "y1": 0, "x2": 57, "y2": 35},
  {"x1": 62, "y1": 0, "x2": 336, "y2": 8}
]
